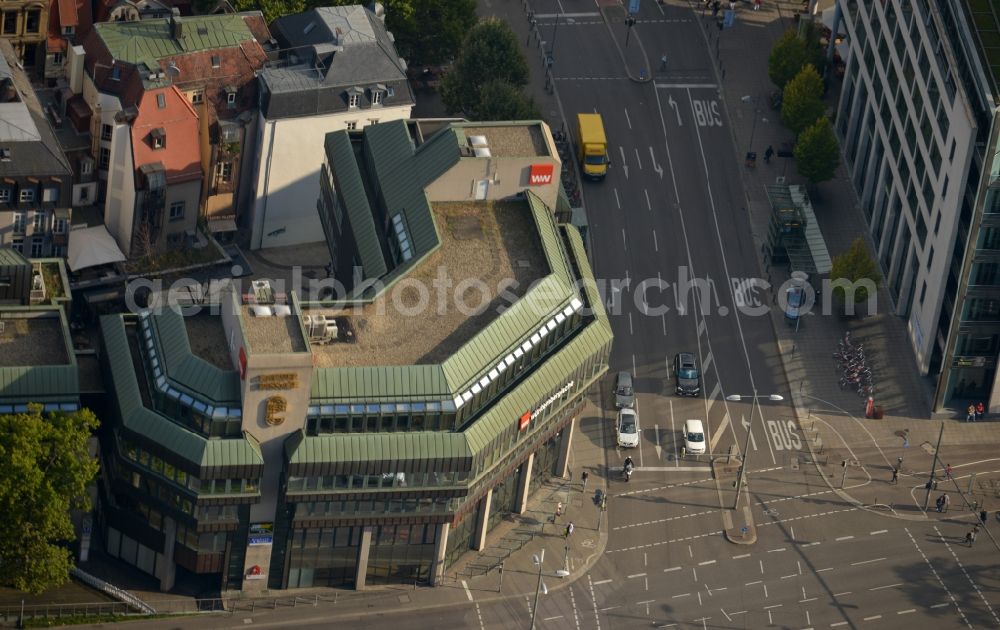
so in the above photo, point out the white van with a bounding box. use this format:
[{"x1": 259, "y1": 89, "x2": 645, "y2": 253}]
[{"x1": 684, "y1": 419, "x2": 706, "y2": 455}]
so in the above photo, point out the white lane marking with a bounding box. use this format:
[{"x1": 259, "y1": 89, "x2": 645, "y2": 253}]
[
  {"x1": 620, "y1": 226, "x2": 625, "y2": 247},
  {"x1": 653, "y1": 230, "x2": 658, "y2": 252},
  {"x1": 898, "y1": 609, "x2": 916, "y2": 615},
  {"x1": 930, "y1": 603, "x2": 951, "y2": 609},
  {"x1": 627, "y1": 573, "x2": 647, "y2": 579},
  {"x1": 624, "y1": 106, "x2": 632, "y2": 130},
  {"x1": 934, "y1": 524, "x2": 1000, "y2": 625},
  {"x1": 816, "y1": 568, "x2": 834, "y2": 573},
  {"x1": 599, "y1": 605, "x2": 620, "y2": 612},
  {"x1": 759, "y1": 559, "x2": 764, "y2": 574},
  {"x1": 906, "y1": 527, "x2": 972, "y2": 627},
  {"x1": 654, "y1": 82, "x2": 718, "y2": 88},
  {"x1": 543, "y1": 616, "x2": 564, "y2": 621},
  {"x1": 831, "y1": 623, "x2": 848, "y2": 628},
  {"x1": 833, "y1": 592, "x2": 851, "y2": 597},
  {"x1": 698, "y1": 560, "x2": 716, "y2": 566},
  {"x1": 615, "y1": 189, "x2": 621, "y2": 209},
  {"x1": 732, "y1": 553, "x2": 750, "y2": 559},
  {"x1": 764, "y1": 604, "x2": 782, "y2": 610},
  {"x1": 835, "y1": 535, "x2": 854, "y2": 541},
  {"x1": 532, "y1": 12, "x2": 600, "y2": 17},
  {"x1": 462, "y1": 579, "x2": 473, "y2": 601},
  {"x1": 672, "y1": 593, "x2": 691, "y2": 599},
  {"x1": 593, "y1": 579, "x2": 612, "y2": 585},
  {"x1": 697, "y1": 591, "x2": 702, "y2": 606},
  {"x1": 645, "y1": 188, "x2": 651, "y2": 211},
  {"x1": 664, "y1": 566, "x2": 681, "y2": 573},
  {"x1": 781, "y1": 574, "x2": 797, "y2": 580},
  {"x1": 587, "y1": 575, "x2": 602, "y2": 630},
  {"x1": 635, "y1": 146, "x2": 643, "y2": 170},
  {"x1": 767, "y1": 547, "x2": 786, "y2": 553},
  {"x1": 721, "y1": 609, "x2": 731, "y2": 622},
  {"x1": 800, "y1": 598, "x2": 818, "y2": 602},
  {"x1": 869, "y1": 583, "x2": 902, "y2": 591},
  {"x1": 863, "y1": 615, "x2": 882, "y2": 621},
  {"x1": 870, "y1": 529, "x2": 888, "y2": 535},
  {"x1": 745, "y1": 580, "x2": 762, "y2": 586},
  {"x1": 851, "y1": 558, "x2": 886, "y2": 566}
]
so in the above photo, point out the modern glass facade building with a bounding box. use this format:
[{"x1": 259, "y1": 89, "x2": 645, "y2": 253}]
[
  {"x1": 834, "y1": 0, "x2": 1000, "y2": 410},
  {"x1": 96, "y1": 119, "x2": 612, "y2": 593}
]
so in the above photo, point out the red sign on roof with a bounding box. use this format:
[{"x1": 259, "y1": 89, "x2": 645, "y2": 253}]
[
  {"x1": 518, "y1": 410, "x2": 532, "y2": 432},
  {"x1": 528, "y1": 163, "x2": 554, "y2": 186}
]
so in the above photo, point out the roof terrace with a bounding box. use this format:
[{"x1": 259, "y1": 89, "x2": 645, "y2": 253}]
[
  {"x1": 183, "y1": 313, "x2": 233, "y2": 370},
  {"x1": 0, "y1": 311, "x2": 69, "y2": 367},
  {"x1": 243, "y1": 304, "x2": 308, "y2": 355},
  {"x1": 461, "y1": 124, "x2": 549, "y2": 158},
  {"x1": 312, "y1": 199, "x2": 548, "y2": 368}
]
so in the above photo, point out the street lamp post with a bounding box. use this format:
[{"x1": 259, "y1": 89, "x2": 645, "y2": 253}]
[
  {"x1": 530, "y1": 549, "x2": 570, "y2": 630},
  {"x1": 726, "y1": 391, "x2": 784, "y2": 510}
]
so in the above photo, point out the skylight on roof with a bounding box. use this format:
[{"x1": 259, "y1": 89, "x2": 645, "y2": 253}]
[
  {"x1": 392, "y1": 214, "x2": 413, "y2": 262},
  {"x1": 303, "y1": 21, "x2": 316, "y2": 34}
]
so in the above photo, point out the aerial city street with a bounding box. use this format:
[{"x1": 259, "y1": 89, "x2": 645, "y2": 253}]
[{"x1": 0, "y1": 0, "x2": 999, "y2": 628}]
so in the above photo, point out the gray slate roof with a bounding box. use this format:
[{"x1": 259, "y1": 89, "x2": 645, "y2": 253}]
[
  {"x1": 0, "y1": 41, "x2": 73, "y2": 179},
  {"x1": 259, "y1": 5, "x2": 413, "y2": 118}
]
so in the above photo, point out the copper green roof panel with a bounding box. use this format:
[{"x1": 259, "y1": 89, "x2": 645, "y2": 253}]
[
  {"x1": 0, "y1": 248, "x2": 29, "y2": 267},
  {"x1": 152, "y1": 310, "x2": 241, "y2": 404},
  {"x1": 287, "y1": 430, "x2": 472, "y2": 472},
  {"x1": 95, "y1": 15, "x2": 255, "y2": 70},
  {"x1": 310, "y1": 364, "x2": 451, "y2": 402},
  {"x1": 325, "y1": 131, "x2": 387, "y2": 279},
  {"x1": 101, "y1": 315, "x2": 263, "y2": 472},
  {"x1": 0, "y1": 307, "x2": 78, "y2": 404}
]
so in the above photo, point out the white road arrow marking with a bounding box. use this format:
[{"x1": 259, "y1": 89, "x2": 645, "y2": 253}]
[
  {"x1": 667, "y1": 94, "x2": 682, "y2": 126},
  {"x1": 649, "y1": 146, "x2": 664, "y2": 179},
  {"x1": 654, "y1": 423, "x2": 662, "y2": 460},
  {"x1": 741, "y1": 414, "x2": 758, "y2": 452},
  {"x1": 619, "y1": 146, "x2": 629, "y2": 179}
]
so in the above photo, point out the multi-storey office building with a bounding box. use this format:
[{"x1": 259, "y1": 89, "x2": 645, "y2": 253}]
[
  {"x1": 97, "y1": 119, "x2": 611, "y2": 592},
  {"x1": 834, "y1": 0, "x2": 1000, "y2": 409}
]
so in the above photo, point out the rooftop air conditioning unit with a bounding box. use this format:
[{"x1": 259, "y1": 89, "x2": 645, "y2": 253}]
[{"x1": 251, "y1": 279, "x2": 274, "y2": 304}]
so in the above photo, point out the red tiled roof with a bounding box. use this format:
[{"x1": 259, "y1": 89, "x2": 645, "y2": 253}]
[
  {"x1": 131, "y1": 86, "x2": 201, "y2": 184},
  {"x1": 58, "y1": 0, "x2": 78, "y2": 27},
  {"x1": 241, "y1": 13, "x2": 271, "y2": 46},
  {"x1": 154, "y1": 36, "x2": 267, "y2": 122}
]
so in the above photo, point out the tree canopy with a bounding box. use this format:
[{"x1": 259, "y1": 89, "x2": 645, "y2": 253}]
[
  {"x1": 781, "y1": 64, "x2": 825, "y2": 137},
  {"x1": 0, "y1": 406, "x2": 100, "y2": 594},
  {"x1": 794, "y1": 116, "x2": 840, "y2": 184},
  {"x1": 441, "y1": 17, "x2": 531, "y2": 118},
  {"x1": 768, "y1": 27, "x2": 825, "y2": 90},
  {"x1": 225, "y1": 0, "x2": 472, "y2": 66},
  {"x1": 830, "y1": 237, "x2": 881, "y2": 305},
  {"x1": 475, "y1": 80, "x2": 541, "y2": 121}
]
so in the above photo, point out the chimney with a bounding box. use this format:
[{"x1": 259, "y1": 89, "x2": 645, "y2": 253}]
[{"x1": 170, "y1": 7, "x2": 183, "y2": 39}]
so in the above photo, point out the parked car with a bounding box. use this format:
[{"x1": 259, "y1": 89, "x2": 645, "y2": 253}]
[
  {"x1": 614, "y1": 370, "x2": 635, "y2": 408},
  {"x1": 617, "y1": 408, "x2": 639, "y2": 448},
  {"x1": 673, "y1": 352, "x2": 702, "y2": 396},
  {"x1": 683, "y1": 419, "x2": 706, "y2": 455}
]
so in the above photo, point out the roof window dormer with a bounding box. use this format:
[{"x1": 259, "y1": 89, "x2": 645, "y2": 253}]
[
  {"x1": 150, "y1": 128, "x2": 166, "y2": 149},
  {"x1": 347, "y1": 86, "x2": 363, "y2": 109},
  {"x1": 370, "y1": 84, "x2": 388, "y2": 106}
]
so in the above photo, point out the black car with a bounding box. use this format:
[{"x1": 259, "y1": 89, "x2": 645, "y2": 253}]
[
  {"x1": 673, "y1": 352, "x2": 701, "y2": 396},
  {"x1": 614, "y1": 371, "x2": 635, "y2": 409}
]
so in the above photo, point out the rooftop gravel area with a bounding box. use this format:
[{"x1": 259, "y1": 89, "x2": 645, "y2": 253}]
[{"x1": 0, "y1": 313, "x2": 68, "y2": 366}]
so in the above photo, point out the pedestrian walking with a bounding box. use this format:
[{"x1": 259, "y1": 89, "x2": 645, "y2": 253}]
[
  {"x1": 753, "y1": 0, "x2": 761, "y2": 10},
  {"x1": 564, "y1": 521, "x2": 574, "y2": 538},
  {"x1": 966, "y1": 530, "x2": 975, "y2": 546},
  {"x1": 976, "y1": 401, "x2": 985, "y2": 420},
  {"x1": 763, "y1": 145, "x2": 774, "y2": 163},
  {"x1": 943, "y1": 493, "x2": 951, "y2": 512},
  {"x1": 967, "y1": 404, "x2": 976, "y2": 422},
  {"x1": 945, "y1": 464, "x2": 953, "y2": 479},
  {"x1": 660, "y1": 54, "x2": 668, "y2": 72},
  {"x1": 556, "y1": 501, "x2": 563, "y2": 518},
  {"x1": 890, "y1": 467, "x2": 899, "y2": 484},
  {"x1": 936, "y1": 495, "x2": 945, "y2": 513},
  {"x1": 581, "y1": 470, "x2": 589, "y2": 492},
  {"x1": 981, "y1": 509, "x2": 989, "y2": 525},
  {"x1": 712, "y1": 0, "x2": 721, "y2": 16},
  {"x1": 729, "y1": 0, "x2": 736, "y2": 10}
]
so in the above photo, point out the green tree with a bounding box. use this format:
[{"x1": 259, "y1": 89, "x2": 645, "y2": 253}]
[
  {"x1": 389, "y1": 0, "x2": 477, "y2": 66},
  {"x1": 475, "y1": 80, "x2": 541, "y2": 121},
  {"x1": 767, "y1": 26, "x2": 825, "y2": 90},
  {"x1": 780, "y1": 64, "x2": 825, "y2": 136},
  {"x1": 441, "y1": 17, "x2": 530, "y2": 117},
  {"x1": 830, "y1": 237, "x2": 881, "y2": 305},
  {"x1": 794, "y1": 116, "x2": 840, "y2": 184},
  {"x1": 0, "y1": 406, "x2": 100, "y2": 594}
]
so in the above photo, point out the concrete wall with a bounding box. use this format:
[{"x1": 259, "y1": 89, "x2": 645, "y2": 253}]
[
  {"x1": 103, "y1": 125, "x2": 136, "y2": 256},
  {"x1": 158, "y1": 178, "x2": 201, "y2": 248},
  {"x1": 424, "y1": 155, "x2": 561, "y2": 210},
  {"x1": 249, "y1": 104, "x2": 412, "y2": 250}
]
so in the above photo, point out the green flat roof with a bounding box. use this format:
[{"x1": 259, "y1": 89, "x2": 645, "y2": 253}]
[
  {"x1": 94, "y1": 14, "x2": 255, "y2": 70},
  {"x1": 292, "y1": 224, "x2": 612, "y2": 468},
  {"x1": 0, "y1": 306, "x2": 78, "y2": 405},
  {"x1": 101, "y1": 315, "x2": 263, "y2": 475}
]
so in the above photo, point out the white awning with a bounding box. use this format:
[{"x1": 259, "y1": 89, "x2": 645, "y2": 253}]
[{"x1": 67, "y1": 225, "x2": 126, "y2": 272}]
